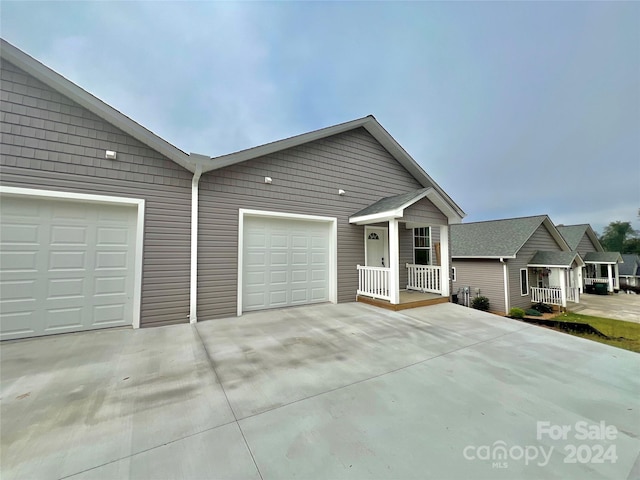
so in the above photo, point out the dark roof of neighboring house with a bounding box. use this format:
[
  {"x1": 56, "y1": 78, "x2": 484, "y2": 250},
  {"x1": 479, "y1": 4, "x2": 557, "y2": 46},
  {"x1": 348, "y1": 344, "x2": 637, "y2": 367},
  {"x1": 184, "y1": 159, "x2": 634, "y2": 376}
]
[
  {"x1": 528, "y1": 251, "x2": 583, "y2": 268},
  {"x1": 556, "y1": 224, "x2": 604, "y2": 252},
  {"x1": 451, "y1": 215, "x2": 569, "y2": 258},
  {"x1": 619, "y1": 254, "x2": 640, "y2": 275},
  {"x1": 584, "y1": 252, "x2": 624, "y2": 264}
]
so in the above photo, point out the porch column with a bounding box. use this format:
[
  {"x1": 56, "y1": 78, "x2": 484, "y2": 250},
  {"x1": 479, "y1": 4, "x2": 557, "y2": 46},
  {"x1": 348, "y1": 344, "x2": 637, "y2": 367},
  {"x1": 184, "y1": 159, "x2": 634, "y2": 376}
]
[
  {"x1": 559, "y1": 268, "x2": 567, "y2": 308},
  {"x1": 607, "y1": 264, "x2": 614, "y2": 293},
  {"x1": 614, "y1": 263, "x2": 620, "y2": 291},
  {"x1": 389, "y1": 219, "x2": 400, "y2": 304},
  {"x1": 440, "y1": 224, "x2": 450, "y2": 297}
]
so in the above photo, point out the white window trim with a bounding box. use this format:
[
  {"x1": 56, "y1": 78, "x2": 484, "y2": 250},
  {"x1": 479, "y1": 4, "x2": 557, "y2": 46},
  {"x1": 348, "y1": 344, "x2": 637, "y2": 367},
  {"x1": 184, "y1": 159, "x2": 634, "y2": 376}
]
[
  {"x1": 520, "y1": 268, "x2": 529, "y2": 296},
  {"x1": 0, "y1": 186, "x2": 145, "y2": 329},
  {"x1": 237, "y1": 208, "x2": 338, "y2": 316},
  {"x1": 451, "y1": 267, "x2": 456, "y2": 282},
  {"x1": 413, "y1": 226, "x2": 432, "y2": 265}
]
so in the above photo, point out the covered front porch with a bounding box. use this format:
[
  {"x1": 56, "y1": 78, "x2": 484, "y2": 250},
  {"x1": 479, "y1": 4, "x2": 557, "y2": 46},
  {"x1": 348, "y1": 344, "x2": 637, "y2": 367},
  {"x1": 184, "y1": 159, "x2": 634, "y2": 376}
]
[
  {"x1": 528, "y1": 251, "x2": 584, "y2": 308},
  {"x1": 349, "y1": 188, "x2": 462, "y2": 308},
  {"x1": 582, "y1": 252, "x2": 624, "y2": 294}
]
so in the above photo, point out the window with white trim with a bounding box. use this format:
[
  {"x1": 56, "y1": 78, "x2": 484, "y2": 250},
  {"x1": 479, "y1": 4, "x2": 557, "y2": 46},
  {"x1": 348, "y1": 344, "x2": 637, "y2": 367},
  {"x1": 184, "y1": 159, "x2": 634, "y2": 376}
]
[
  {"x1": 452, "y1": 267, "x2": 457, "y2": 282},
  {"x1": 413, "y1": 227, "x2": 431, "y2": 265},
  {"x1": 520, "y1": 268, "x2": 529, "y2": 296}
]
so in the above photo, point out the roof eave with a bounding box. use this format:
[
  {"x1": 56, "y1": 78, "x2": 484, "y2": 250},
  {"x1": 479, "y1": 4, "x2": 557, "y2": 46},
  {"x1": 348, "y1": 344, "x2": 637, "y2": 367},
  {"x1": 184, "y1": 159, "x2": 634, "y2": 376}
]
[
  {"x1": 452, "y1": 255, "x2": 516, "y2": 260},
  {"x1": 349, "y1": 210, "x2": 403, "y2": 225}
]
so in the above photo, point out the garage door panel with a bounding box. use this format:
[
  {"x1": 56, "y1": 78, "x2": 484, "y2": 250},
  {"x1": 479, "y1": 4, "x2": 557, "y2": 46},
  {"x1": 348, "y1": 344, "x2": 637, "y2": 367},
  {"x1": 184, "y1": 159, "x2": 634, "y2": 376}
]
[
  {"x1": 243, "y1": 216, "x2": 331, "y2": 312},
  {"x1": 0, "y1": 195, "x2": 137, "y2": 340}
]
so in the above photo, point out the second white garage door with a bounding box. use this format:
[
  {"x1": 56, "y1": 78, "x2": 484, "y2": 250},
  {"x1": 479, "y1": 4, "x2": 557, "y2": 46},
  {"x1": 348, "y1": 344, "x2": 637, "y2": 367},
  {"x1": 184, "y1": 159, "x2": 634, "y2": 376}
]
[{"x1": 243, "y1": 216, "x2": 331, "y2": 312}]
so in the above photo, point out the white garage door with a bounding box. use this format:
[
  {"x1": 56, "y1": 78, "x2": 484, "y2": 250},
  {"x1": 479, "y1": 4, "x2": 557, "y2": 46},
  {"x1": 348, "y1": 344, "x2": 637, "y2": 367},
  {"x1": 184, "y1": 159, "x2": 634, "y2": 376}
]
[
  {"x1": 0, "y1": 195, "x2": 137, "y2": 340},
  {"x1": 243, "y1": 216, "x2": 331, "y2": 312}
]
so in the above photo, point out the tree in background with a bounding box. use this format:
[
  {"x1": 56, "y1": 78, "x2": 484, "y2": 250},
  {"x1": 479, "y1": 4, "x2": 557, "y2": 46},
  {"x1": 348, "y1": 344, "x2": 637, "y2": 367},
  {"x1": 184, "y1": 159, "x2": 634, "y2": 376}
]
[{"x1": 599, "y1": 221, "x2": 639, "y2": 254}]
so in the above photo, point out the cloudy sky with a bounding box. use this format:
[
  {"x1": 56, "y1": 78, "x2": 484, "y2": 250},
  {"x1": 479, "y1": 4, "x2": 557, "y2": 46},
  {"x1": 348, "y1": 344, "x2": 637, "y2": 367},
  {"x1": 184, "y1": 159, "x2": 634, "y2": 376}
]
[{"x1": 2, "y1": 2, "x2": 639, "y2": 234}]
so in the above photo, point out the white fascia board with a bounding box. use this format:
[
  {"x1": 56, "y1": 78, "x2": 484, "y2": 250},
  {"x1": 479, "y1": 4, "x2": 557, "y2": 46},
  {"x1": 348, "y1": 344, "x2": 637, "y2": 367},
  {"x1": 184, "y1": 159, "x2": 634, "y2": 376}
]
[
  {"x1": 349, "y1": 210, "x2": 403, "y2": 225},
  {"x1": 0, "y1": 39, "x2": 196, "y2": 174}
]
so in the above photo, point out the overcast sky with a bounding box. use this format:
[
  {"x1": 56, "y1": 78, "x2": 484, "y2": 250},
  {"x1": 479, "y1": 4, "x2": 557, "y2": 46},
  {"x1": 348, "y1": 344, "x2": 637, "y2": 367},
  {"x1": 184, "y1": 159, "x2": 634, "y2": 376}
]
[{"x1": 2, "y1": 1, "x2": 639, "y2": 234}]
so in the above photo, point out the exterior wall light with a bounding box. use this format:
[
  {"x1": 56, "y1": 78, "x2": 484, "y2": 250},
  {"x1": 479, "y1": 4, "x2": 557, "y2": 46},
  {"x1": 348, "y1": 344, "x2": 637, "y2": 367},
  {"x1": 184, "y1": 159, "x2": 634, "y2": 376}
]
[
  {"x1": 105, "y1": 150, "x2": 117, "y2": 160},
  {"x1": 264, "y1": 177, "x2": 273, "y2": 184},
  {"x1": 338, "y1": 189, "x2": 345, "y2": 196}
]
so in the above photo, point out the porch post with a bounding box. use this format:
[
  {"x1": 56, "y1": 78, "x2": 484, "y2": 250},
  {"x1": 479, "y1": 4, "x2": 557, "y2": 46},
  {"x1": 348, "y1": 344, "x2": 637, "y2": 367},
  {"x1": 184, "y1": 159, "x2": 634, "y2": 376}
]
[
  {"x1": 559, "y1": 268, "x2": 567, "y2": 308},
  {"x1": 389, "y1": 219, "x2": 400, "y2": 304},
  {"x1": 440, "y1": 224, "x2": 450, "y2": 297},
  {"x1": 614, "y1": 263, "x2": 620, "y2": 291},
  {"x1": 607, "y1": 264, "x2": 614, "y2": 293}
]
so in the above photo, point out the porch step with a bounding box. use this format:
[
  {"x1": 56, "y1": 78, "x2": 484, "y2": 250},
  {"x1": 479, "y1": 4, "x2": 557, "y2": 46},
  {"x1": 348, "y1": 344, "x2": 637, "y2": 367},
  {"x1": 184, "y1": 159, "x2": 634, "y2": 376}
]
[{"x1": 356, "y1": 295, "x2": 449, "y2": 311}]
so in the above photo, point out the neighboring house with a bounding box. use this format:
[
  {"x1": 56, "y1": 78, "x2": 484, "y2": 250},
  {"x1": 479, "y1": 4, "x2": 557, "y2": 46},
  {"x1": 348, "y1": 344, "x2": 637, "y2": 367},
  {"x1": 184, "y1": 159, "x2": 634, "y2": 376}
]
[
  {"x1": 451, "y1": 215, "x2": 584, "y2": 315},
  {"x1": 619, "y1": 254, "x2": 640, "y2": 289},
  {"x1": 0, "y1": 39, "x2": 465, "y2": 340},
  {"x1": 556, "y1": 224, "x2": 623, "y2": 293}
]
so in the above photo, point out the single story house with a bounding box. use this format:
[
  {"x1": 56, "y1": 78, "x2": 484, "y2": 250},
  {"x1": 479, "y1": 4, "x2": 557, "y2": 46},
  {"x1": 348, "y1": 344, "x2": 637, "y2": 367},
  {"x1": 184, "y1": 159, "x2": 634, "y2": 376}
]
[
  {"x1": 556, "y1": 224, "x2": 624, "y2": 293},
  {"x1": 619, "y1": 254, "x2": 640, "y2": 289},
  {"x1": 0, "y1": 39, "x2": 465, "y2": 340},
  {"x1": 451, "y1": 215, "x2": 584, "y2": 315}
]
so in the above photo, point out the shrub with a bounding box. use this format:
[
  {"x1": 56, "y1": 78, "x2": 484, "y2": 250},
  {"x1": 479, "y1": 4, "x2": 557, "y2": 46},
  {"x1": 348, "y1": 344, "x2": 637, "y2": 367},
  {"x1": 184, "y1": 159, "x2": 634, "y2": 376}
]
[
  {"x1": 532, "y1": 302, "x2": 553, "y2": 314},
  {"x1": 471, "y1": 295, "x2": 490, "y2": 311},
  {"x1": 509, "y1": 308, "x2": 525, "y2": 319},
  {"x1": 525, "y1": 308, "x2": 543, "y2": 317}
]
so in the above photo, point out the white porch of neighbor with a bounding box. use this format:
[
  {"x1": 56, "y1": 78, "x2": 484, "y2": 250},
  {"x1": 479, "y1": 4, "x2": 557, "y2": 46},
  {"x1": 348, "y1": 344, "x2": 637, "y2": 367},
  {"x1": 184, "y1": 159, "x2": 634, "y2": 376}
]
[
  {"x1": 528, "y1": 253, "x2": 584, "y2": 308},
  {"x1": 583, "y1": 263, "x2": 619, "y2": 293}
]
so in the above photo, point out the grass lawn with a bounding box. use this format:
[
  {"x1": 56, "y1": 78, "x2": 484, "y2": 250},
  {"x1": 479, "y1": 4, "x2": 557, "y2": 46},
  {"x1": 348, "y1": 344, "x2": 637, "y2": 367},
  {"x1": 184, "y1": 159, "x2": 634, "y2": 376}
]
[{"x1": 553, "y1": 312, "x2": 640, "y2": 353}]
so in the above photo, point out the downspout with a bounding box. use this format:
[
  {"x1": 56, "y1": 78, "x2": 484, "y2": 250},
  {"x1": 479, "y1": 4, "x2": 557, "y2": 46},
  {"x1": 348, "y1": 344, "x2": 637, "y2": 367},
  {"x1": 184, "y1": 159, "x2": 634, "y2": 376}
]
[
  {"x1": 189, "y1": 165, "x2": 203, "y2": 323},
  {"x1": 500, "y1": 258, "x2": 509, "y2": 314}
]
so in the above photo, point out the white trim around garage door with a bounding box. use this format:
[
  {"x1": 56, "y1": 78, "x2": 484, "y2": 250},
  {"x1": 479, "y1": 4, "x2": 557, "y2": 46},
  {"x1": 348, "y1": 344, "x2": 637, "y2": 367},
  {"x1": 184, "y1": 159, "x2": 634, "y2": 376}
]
[
  {"x1": 237, "y1": 208, "x2": 338, "y2": 316},
  {"x1": 0, "y1": 186, "x2": 145, "y2": 329}
]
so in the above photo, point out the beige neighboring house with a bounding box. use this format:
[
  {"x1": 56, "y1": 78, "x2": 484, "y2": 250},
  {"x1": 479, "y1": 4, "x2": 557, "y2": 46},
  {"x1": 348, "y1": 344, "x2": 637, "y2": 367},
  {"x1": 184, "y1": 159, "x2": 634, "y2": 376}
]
[
  {"x1": 556, "y1": 224, "x2": 624, "y2": 293},
  {"x1": 451, "y1": 215, "x2": 584, "y2": 315}
]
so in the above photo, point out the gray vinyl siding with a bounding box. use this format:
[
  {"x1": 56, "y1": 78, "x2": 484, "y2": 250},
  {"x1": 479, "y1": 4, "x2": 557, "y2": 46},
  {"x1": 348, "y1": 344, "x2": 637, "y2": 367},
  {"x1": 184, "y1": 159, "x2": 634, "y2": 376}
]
[
  {"x1": 508, "y1": 224, "x2": 564, "y2": 310},
  {"x1": 399, "y1": 227, "x2": 413, "y2": 288},
  {"x1": 452, "y1": 259, "x2": 506, "y2": 314},
  {"x1": 0, "y1": 60, "x2": 192, "y2": 327},
  {"x1": 402, "y1": 197, "x2": 447, "y2": 225},
  {"x1": 198, "y1": 127, "x2": 446, "y2": 320},
  {"x1": 577, "y1": 235, "x2": 598, "y2": 256}
]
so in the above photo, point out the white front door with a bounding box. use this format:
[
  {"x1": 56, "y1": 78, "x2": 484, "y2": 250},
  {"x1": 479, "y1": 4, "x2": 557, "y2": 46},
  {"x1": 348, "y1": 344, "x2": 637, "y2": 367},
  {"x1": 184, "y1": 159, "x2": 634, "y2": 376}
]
[{"x1": 365, "y1": 227, "x2": 389, "y2": 268}]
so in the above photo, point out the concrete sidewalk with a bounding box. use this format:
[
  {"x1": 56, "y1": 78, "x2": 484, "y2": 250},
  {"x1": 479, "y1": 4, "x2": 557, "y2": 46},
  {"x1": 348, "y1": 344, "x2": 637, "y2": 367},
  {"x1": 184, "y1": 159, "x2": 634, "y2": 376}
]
[
  {"x1": 575, "y1": 292, "x2": 640, "y2": 323},
  {"x1": 2, "y1": 303, "x2": 639, "y2": 479}
]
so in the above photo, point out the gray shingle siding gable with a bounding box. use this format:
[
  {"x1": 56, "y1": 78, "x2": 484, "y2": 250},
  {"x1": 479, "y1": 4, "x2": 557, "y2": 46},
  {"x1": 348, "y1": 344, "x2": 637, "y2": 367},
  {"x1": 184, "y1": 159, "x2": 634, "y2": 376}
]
[
  {"x1": 0, "y1": 60, "x2": 192, "y2": 327},
  {"x1": 577, "y1": 235, "x2": 598, "y2": 256},
  {"x1": 508, "y1": 223, "x2": 564, "y2": 310},
  {"x1": 197, "y1": 127, "x2": 433, "y2": 320}
]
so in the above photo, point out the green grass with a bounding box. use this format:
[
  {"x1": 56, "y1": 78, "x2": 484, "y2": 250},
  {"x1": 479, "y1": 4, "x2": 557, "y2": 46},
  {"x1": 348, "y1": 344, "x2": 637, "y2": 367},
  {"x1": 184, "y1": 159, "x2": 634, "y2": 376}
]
[{"x1": 552, "y1": 312, "x2": 640, "y2": 353}]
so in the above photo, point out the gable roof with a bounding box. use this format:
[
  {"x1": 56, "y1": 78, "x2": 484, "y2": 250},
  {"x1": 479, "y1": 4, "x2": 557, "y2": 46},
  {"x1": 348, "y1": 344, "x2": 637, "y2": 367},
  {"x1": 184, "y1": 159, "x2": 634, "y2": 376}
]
[
  {"x1": 349, "y1": 187, "x2": 462, "y2": 224},
  {"x1": 451, "y1": 215, "x2": 570, "y2": 259},
  {"x1": 620, "y1": 254, "x2": 640, "y2": 276},
  {"x1": 528, "y1": 251, "x2": 584, "y2": 268},
  {"x1": 0, "y1": 38, "x2": 197, "y2": 173},
  {"x1": 556, "y1": 224, "x2": 604, "y2": 252},
  {"x1": 584, "y1": 252, "x2": 624, "y2": 264},
  {"x1": 206, "y1": 116, "x2": 465, "y2": 219}
]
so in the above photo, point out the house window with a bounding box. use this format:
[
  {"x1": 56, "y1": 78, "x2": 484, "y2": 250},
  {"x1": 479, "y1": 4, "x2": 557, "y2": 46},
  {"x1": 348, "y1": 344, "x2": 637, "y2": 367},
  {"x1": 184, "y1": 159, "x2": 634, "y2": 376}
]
[
  {"x1": 520, "y1": 268, "x2": 529, "y2": 296},
  {"x1": 414, "y1": 227, "x2": 431, "y2": 265},
  {"x1": 452, "y1": 267, "x2": 457, "y2": 282}
]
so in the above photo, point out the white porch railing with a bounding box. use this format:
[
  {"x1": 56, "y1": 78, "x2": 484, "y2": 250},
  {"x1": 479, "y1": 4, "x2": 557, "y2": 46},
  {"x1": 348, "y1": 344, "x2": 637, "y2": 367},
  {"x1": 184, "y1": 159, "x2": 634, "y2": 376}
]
[
  {"x1": 585, "y1": 277, "x2": 610, "y2": 286},
  {"x1": 531, "y1": 287, "x2": 563, "y2": 306},
  {"x1": 357, "y1": 265, "x2": 391, "y2": 301},
  {"x1": 566, "y1": 287, "x2": 579, "y2": 303},
  {"x1": 406, "y1": 263, "x2": 441, "y2": 294}
]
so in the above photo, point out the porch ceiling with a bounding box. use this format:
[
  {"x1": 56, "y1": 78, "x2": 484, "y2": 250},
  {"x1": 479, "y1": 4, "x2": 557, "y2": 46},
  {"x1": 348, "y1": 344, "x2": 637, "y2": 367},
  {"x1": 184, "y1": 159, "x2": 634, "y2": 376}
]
[{"x1": 349, "y1": 187, "x2": 462, "y2": 225}]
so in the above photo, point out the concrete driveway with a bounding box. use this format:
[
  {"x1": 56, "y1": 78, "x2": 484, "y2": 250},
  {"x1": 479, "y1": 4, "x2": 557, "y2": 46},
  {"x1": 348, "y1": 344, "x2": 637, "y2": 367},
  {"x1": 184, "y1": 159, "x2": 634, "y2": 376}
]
[
  {"x1": 575, "y1": 292, "x2": 640, "y2": 323},
  {"x1": 2, "y1": 303, "x2": 639, "y2": 479}
]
